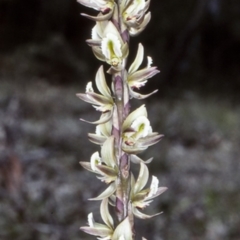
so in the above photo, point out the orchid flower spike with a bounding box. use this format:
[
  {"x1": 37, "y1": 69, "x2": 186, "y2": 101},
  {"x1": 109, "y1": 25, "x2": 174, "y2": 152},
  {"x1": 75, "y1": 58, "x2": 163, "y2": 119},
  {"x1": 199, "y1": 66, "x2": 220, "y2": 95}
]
[{"x1": 77, "y1": 0, "x2": 115, "y2": 21}]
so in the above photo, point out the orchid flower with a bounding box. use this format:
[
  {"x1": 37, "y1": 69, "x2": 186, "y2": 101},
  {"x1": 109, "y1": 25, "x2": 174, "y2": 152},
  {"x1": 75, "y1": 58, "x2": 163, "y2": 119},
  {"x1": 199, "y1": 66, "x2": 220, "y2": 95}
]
[
  {"x1": 81, "y1": 199, "x2": 133, "y2": 240},
  {"x1": 130, "y1": 163, "x2": 167, "y2": 219},
  {"x1": 76, "y1": 66, "x2": 114, "y2": 124},
  {"x1": 127, "y1": 43, "x2": 159, "y2": 99},
  {"x1": 122, "y1": 105, "x2": 164, "y2": 154},
  {"x1": 77, "y1": 0, "x2": 115, "y2": 21},
  {"x1": 122, "y1": 0, "x2": 151, "y2": 36},
  {"x1": 80, "y1": 136, "x2": 118, "y2": 200},
  {"x1": 87, "y1": 21, "x2": 129, "y2": 70}
]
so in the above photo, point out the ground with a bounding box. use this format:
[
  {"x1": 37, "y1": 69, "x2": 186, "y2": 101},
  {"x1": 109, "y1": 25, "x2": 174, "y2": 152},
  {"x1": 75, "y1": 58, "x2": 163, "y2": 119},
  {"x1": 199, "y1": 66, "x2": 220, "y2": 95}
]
[{"x1": 0, "y1": 47, "x2": 240, "y2": 240}]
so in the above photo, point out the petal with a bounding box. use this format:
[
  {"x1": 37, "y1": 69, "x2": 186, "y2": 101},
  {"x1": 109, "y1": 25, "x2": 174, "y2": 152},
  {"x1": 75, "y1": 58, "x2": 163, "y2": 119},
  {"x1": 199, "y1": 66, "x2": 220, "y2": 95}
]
[
  {"x1": 81, "y1": 8, "x2": 113, "y2": 21},
  {"x1": 77, "y1": 0, "x2": 105, "y2": 11},
  {"x1": 89, "y1": 182, "x2": 116, "y2": 200},
  {"x1": 134, "y1": 162, "x2": 149, "y2": 194},
  {"x1": 128, "y1": 67, "x2": 160, "y2": 84},
  {"x1": 128, "y1": 43, "x2": 144, "y2": 74},
  {"x1": 122, "y1": 143, "x2": 147, "y2": 154},
  {"x1": 96, "y1": 165, "x2": 118, "y2": 179},
  {"x1": 80, "y1": 226, "x2": 112, "y2": 238},
  {"x1": 96, "y1": 66, "x2": 112, "y2": 98},
  {"x1": 80, "y1": 111, "x2": 113, "y2": 125},
  {"x1": 132, "y1": 207, "x2": 162, "y2": 219},
  {"x1": 101, "y1": 136, "x2": 116, "y2": 167},
  {"x1": 146, "y1": 187, "x2": 168, "y2": 200},
  {"x1": 122, "y1": 105, "x2": 147, "y2": 131},
  {"x1": 131, "y1": 116, "x2": 151, "y2": 138},
  {"x1": 79, "y1": 161, "x2": 95, "y2": 173},
  {"x1": 112, "y1": 217, "x2": 133, "y2": 240},
  {"x1": 137, "y1": 133, "x2": 164, "y2": 147},
  {"x1": 86, "y1": 92, "x2": 113, "y2": 106},
  {"x1": 76, "y1": 93, "x2": 99, "y2": 105},
  {"x1": 90, "y1": 151, "x2": 102, "y2": 171},
  {"x1": 86, "y1": 39, "x2": 102, "y2": 47},
  {"x1": 129, "y1": 86, "x2": 158, "y2": 100},
  {"x1": 88, "y1": 133, "x2": 107, "y2": 145},
  {"x1": 100, "y1": 198, "x2": 114, "y2": 229},
  {"x1": 148, "y1": 175, "x2": 159, "y2": 198},
  {"x1": 102, "y1": 33, "x2": 122, "y2": 59},
  {"x1": 92, "y1": 46, "x2": 106, "y2": 61},
  {"x1": 96, "y1": 120, "x2": 112, "y2": 137},
  {"x1": 130, "y1": 155, "x2": 153, "y2": 164},
  {"x1": 103, "y1": 21, "x2": 123, "y2": 45}
]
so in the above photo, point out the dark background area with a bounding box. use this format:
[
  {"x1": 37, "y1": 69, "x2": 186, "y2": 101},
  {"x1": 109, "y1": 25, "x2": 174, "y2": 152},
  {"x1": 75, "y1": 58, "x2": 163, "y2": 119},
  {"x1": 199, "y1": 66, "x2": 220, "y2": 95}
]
[
  {"x1": 1, "y1": 0, "x2": 240, "y2": 95},
  {"x1": 0, "y1": 0, "x2": 240, "y2": 239}
]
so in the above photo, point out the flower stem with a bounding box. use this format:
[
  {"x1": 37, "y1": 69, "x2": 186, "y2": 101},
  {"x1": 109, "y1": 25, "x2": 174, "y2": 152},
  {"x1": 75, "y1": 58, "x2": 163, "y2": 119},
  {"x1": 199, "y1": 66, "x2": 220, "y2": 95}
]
[{"x1": 112, "y1": 2, "x2": 134, "y2": 234}]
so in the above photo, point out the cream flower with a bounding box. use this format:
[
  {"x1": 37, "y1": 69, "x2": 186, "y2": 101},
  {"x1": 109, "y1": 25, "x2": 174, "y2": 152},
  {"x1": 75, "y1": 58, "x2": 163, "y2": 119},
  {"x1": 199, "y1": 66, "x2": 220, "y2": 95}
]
[
  {"x1": 122, "y1": 105, "x2": 163, "y2": 154},
  {"x1": 127, "y1": 43, "x2": 159, "y2": 99},
  {"x1": 77, "y1": 0, "x2": 115, "y2": 21},
  {"x1": 122, "y1": 0, "x2": 151, "y2": 36},
  {"x1": 130, "y1": 163, "x2": 167, "y2": 219},
  {"x1": 76, "y1": 66, "x2": 114, "y2": 124},
  {"x1": 87, "y1": 21, "x2": 129, "y2": 70},
  {"x1": 81, "y1": 199, "x2": 133, "y2": 240},
  {"x1": 80, "y1": 137, "x2": 118, "y2": 200}
]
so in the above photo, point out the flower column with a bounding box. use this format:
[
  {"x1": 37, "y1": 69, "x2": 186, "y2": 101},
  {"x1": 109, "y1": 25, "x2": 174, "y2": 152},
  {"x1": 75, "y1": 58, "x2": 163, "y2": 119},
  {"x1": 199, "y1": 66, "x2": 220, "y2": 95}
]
[{"x1": 77, "y1": 0, "x2": 167, "y2": 239}]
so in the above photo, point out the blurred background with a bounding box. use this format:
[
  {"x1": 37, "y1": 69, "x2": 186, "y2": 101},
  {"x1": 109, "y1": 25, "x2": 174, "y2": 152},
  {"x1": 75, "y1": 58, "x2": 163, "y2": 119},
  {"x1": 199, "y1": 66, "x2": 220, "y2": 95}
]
[{"x1": 0, "y1": 0, "x2": 240, "y2": 239}]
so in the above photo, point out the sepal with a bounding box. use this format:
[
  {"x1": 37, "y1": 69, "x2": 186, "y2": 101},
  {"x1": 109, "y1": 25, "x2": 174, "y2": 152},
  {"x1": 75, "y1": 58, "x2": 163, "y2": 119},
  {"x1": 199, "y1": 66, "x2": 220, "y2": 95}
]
[
  {"x1": 89, "y1": 182, "x2": 116, "y2": 200},
  {"x1": 112, "y1": 217, "x2": 133, "y2": 240},
  {"x1": 77, "y1": 0, "x2": 115, "y2": 21}
]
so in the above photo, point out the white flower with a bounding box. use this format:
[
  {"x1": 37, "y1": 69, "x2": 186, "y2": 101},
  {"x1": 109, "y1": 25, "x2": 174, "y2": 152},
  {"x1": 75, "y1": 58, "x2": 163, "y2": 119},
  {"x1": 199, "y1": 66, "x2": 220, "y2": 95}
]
[
  {"x1": 77, "y1": 0, "x2": 115, "y2": 21},
  {"x1": 122, "y1": 0, "x2": 151, "y2": 36},
  {"x1": 80, "y1": 137, "x2": 118, "y2": 201},
  {"x1": 81, "y1": 200, "x2": 133, "y2": 240},
  {"x1": 76, "y1": 66, "x2": 114, "y2": 124},
  {"x1": 122, "y1": 105, "x2": 163, "y2": 154},
  {"x1": 127, "y1": 43, "x2": 159, "y2": 99},
  {"x1": 130, "y1": 163, "x2": 167, "y2": 219},
  {"x1": 87, "y1": 21, "x2": 129, "y2": 70}
]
